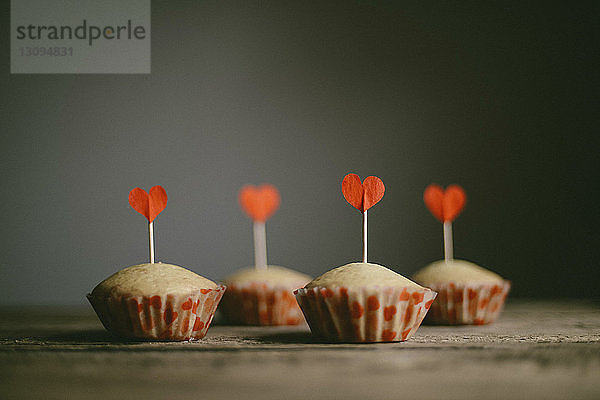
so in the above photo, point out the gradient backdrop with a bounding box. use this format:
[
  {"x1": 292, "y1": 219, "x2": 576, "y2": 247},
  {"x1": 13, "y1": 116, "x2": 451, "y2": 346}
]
[{"x1": 1, "y1": 1, "x2": 598, "y2": 304}]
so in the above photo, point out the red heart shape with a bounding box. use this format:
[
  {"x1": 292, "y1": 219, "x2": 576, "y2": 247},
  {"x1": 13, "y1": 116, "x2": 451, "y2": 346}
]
[
  {"x1": 128, "y1": 186, "x2": 168, "y2": 222},
  {"x1": 239, "y1": 184, "x2": 280, "y2": 222},
  {"x1": 341, "y1": 173, "x2": 385, "y2": 212},
  {"x1": 423, "y1": 184, "x2": 466, "y2": 222}
]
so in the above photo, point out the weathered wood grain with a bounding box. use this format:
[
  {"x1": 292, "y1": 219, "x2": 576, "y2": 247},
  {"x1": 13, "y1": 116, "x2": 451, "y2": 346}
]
[{"x1": 1, "y1": 301, "x2": 599, "y2": 399}]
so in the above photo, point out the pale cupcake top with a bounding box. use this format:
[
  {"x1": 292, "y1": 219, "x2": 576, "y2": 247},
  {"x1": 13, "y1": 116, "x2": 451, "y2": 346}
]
[
  {"x1": 412, "y1": 259, "x2": 503, "y2": 285},
  {"x1": 305, "y1": 263, "x2": 424, "y2": 289},
  {"x1": 91, "y1": 263, "x2": 218, "y2": 299},
  {"x1": 223, "y1": 265, "x2": 311, "y2": 287}
]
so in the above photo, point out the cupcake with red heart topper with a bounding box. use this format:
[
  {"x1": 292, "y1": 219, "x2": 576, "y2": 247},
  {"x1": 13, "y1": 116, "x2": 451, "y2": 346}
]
[
  {"x1": 87, "y1": 186, "x2": 225, "y2": 341},
  {"x1": 219, "y1": 184, "x2": 312, "y2": 325},
  {"x1": 295, "y1": 174, "x2": 436, "y2": 342},
  {"x1": 412, "y1": 184, "x2": 510, "y2": 325}
]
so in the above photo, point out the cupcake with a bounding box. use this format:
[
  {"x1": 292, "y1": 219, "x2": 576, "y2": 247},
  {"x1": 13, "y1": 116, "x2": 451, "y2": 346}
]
[
  {"x1": 296, "y1": 262, "x2": 436, "y2": 342},
  {"x1": 87, "y1": 185, "x2": 225, "y2": 340},
  {"x1": 220, "y1": 265, "x2": 311, "y2": 325},
  {"x1": 412, "y1": 260, "x2": 510, "y2": 325},
  {"x1": 88, "y1": 263, "x2": 225, "y2": 340},
  {"x1": 295, "y1": 174, "x2": 436, "y2": 342},
  {"x1": 412, "y1": 184, "x2": 510, "y2": 325},
  {"x1": 219, "y1": 184, "x2": 311, "y2": 325}
]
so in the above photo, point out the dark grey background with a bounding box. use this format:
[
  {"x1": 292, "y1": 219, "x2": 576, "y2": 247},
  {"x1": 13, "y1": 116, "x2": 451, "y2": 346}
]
[{"x1": 1, "y1": 1, "x2": 598, "y2": 305}]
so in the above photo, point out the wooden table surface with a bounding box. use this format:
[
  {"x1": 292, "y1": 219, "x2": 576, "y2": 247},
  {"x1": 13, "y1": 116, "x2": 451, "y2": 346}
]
[{"x1": 1, "y1": 301, "x2": 599, "y2": 399}]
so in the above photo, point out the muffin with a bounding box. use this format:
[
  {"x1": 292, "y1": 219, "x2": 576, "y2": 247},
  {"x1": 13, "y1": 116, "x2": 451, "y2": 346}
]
[
  {"x1": 412, "y1": 259, "x2": 510, "y2": 325},
  {"x1": 220, "y1": 265, "x2": 311, "y2": 325},
  {"x1": 88, "y1": 263, "x2": 225, "y2": 340},
  {"x1": 221, "y1": 184, "x2": 312, "y2": 325},
  {"x1": 295, "y1": 263, "x2": 436, "y2": 342}
]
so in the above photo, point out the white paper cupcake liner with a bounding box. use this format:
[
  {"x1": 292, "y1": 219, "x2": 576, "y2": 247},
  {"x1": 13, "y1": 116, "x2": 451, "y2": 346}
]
[
  {"x1": 87, "y1": 285, "x2": 226, "y2": 341},
  {"x1": 294, "y1": 286, "x2": 437, "y2": 342},
  {"x1": 220, "y1": 282, "x2": 307, "y2": 325},
  {"x1": 424, "y1": 281, "x2": 510, "y2": 325}
]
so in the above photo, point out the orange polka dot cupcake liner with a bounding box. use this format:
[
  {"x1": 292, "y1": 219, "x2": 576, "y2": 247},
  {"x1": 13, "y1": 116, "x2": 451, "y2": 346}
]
[
  {"x1": 424, "y1": 281, "x2": 511, "y2": 325},
  {"x1": 219, "y1": 282, "x2": 306, "y2": 325},
  {"x1": 294, "y1": 286, "x2": 437, "y2": 342},
  {"x1": 87, "y1": 285, "x2": 226, "y2": 341}
]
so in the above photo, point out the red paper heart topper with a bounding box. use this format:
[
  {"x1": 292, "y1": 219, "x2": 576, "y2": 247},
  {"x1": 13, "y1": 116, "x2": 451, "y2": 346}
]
[
  {"x1": 239, "y1": 184, "x2": 280, "y2": 222},
  {"x1": 423, "y1": 184, "x2": 466, "y2": 222},
  {"x1": 342, "y1": 173, "x2": 385, "y2": 212},
  {"x1": 129, "y1": 186, "x2": 168, "y2": 222}
]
